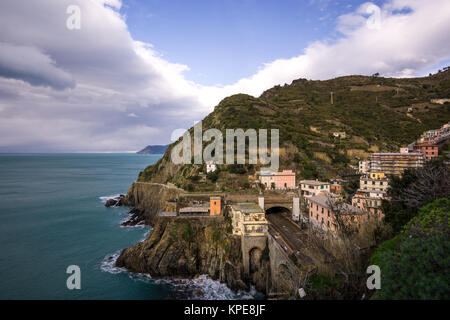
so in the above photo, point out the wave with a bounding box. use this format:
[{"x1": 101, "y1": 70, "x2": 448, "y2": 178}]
[
  {"x1": 100, "y1": 252, "x2": 261, "y2": 300},
  {"x1": 154, "y1": 275, "x2": 261, "y2": 300},
  {"x1": 99, "y1": 194, "x2": 121, "y2": 204}
]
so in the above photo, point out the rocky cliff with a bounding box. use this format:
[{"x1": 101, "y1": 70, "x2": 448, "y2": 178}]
[
  {"x1": 115, "y1": 216, "x2": 263, "y2": 292},
  {"x1": 122, "y1": 182, "x2": 182, "y2": 226}
]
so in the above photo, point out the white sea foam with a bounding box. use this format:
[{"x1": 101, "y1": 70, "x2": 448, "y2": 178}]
[
  {"x1": 100, "y1": 251, "x2": 126, "y2": 275},
  {"x1": 101, "y1": 251, "x2": 262, "y2": 300},
  {"x1": 99, "y1": 194, "x2": 121, "y2": 203},
  {"x1": 154, "y1": 275, "x2": 261, "y2": 300}
]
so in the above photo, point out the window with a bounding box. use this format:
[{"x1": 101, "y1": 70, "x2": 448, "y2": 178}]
[
  {"x1": 316, "y1": 214, "x2": 318, "y2": 220},
  {"x1": 321, "y1": 207, "x2": 324, "y2": 213},
  {"x1": 327, "y1": 221, "x2": 330, "y2": 227},
  {"x1": 321, "y1": 185, "x2": 324, "y2": 189}
]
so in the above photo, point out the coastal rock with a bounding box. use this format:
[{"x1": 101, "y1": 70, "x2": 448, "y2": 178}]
[
  {"x1": 115, "y1": 216, "x2": 251, "y2": 292},
  {"x1": 104, "y1": 195, "x2": 125, "y2": 207},
  {"x1": 121, "y1": 182, "x2": 182, "y2": 226}
]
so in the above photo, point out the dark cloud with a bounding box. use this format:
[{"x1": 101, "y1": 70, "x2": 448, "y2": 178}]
[{"x1": 0, "y1": 42, "x2": 75, "y2": 90}]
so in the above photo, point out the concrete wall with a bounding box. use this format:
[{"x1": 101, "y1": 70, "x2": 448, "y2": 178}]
[
  {"x1": 240, "y1": 235, "x2": 267, "y2": 276},
  {"x1": 268, "y1": 234, "x2": 306, "y2": 296}
]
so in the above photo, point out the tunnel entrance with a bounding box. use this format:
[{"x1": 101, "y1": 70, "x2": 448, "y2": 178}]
[{"x1": 265, "y1": 206, "x2": 291, "y2": 215}]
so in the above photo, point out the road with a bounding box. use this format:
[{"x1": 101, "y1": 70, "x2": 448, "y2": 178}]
[{"x1": 267, "y1": 212, "x2": 313, "y2": 264}]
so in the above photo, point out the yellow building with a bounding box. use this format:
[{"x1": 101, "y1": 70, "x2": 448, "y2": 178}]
[
  {"x1": 230, "y1": 203, "x2": 268, "y2": 236},
  {"x1": 369, "y1": 172, "x2": 385, "y2": 180}
]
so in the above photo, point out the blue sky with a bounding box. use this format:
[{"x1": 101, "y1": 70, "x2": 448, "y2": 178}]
[{"x1": 121, "y1": 0, "x2": 385, "y2": 85}]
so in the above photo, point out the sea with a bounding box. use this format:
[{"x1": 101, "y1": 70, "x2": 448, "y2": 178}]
[{"x1": 0, "y1": 153, "x2": 260, "y2": 300}]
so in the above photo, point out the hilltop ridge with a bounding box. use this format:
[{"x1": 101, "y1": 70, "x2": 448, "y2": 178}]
[{"x1": 137, "y1": 70, "x2": 450, "y2": 192}]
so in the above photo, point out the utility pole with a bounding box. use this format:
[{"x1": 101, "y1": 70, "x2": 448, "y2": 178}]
[{"x1": 330, "y1": 91, "x2": 334, "y2": 104}]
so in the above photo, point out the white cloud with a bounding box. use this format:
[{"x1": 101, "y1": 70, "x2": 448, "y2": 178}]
[{"x1": 0, "y1": 0, "x2": 449, "y2": 152}]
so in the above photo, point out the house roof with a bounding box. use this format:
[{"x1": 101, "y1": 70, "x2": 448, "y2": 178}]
[
  {"x1": 300, "y1": 180, "x2": 330, "y2": 186},
  {"x1": 179, "y1": 206, "x2": 210, "y2": 213},
  {"x1": 309, "y1": 194, "x2": 363, "y2": 215},
  {"x1": 231, "y1": 203, "x2": 264, "y2": 214}
]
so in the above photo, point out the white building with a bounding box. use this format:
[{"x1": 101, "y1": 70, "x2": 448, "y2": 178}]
[
  {"x1": 206, "y1": 161, "x2": 217, "y2": 173},
  {"x1": 300, "y1": 180, "x2": 330, "y2": 197},
  {"x1": 359, "y1": 160, "x2": 369, "y2": 174},
  {"x1": 399, "y1": 147, "x2": 409, "y2": 153}
]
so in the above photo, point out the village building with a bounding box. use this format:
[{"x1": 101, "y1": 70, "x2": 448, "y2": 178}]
[
  {"x1": 258, "y1": 170, "x2": 275, "y2": 189},
  {"x1": 230, "y1": 203, "x2": 268, "y2": 236},
  {"x1": 178, "y1": 197, "x2": 222, "y2": 216},
  {"x1": 413, "y1": 143, "x2": 439, "y2": 161},
  {"x1": 258, "y1": 169, "x2": 296, "y2": 190},
  {"x1": 209, "y1": 196, "x2": 221, "y2": 215},
  {"x1": 352, "y1": 190, "x2": 384, "y2": 216},
  {"x1": 274, "y1": 170, "x2": 296, "y2": 189},
  {"x1": 332, "y1": 132, "x2": 347, "y2": 139},
  {"x1": 178, "y1": 206, "x2": 210, "y2": 215},
  {"x1": 359, "y1": 172, "x2": 389, "y2": 193},
  {"x1": 359, "y1": 160, "x2": 370, "y2": 174},
  {"x1": 399, "y1": 147, "x2": 409, "y2": 153},
  {"x1": 307, "y1": 193, "x2": 364, "y2": 233},
  {"x1": 367, "y1": 152, "x2": 425, "y2": 176},
  {"x1": 418, "y1": 121, "x2": 450, "y2": 144},
  {"x1": 206, "y1": 161, "x2": 217, "y2": 173},
  {"x1": 300, "y1": 180, "x2": 330, "y2": 197},
  {"x1": 329, "y1": 181, "x2": 342, "y2": 194}
]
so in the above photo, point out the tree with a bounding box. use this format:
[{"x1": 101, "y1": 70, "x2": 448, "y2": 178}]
[
  {"x1": 207, "y1": 170, "x2": 219, "y2": 182},
  {"x1": 373, "y1": 198, "x2": 450, "y2": 299},
  {"x1": 382, "y1": 160, "x2": 450, "y2": 233}
]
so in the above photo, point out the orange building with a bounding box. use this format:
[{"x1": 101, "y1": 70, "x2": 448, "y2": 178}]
[
  {"x1": 330, "y1": 182, "x2": 342, "y2": 194},
  {"x1": 209, "y1": 197, "x2": 221, "y2": 215},
  {"x1": 413, "y1": 143, "x2": 439, "y2": 161}
]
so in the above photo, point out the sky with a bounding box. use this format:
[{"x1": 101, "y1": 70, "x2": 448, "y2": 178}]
[{"x1": 0, "y1": 0, "x2": 449, "y2": 152}]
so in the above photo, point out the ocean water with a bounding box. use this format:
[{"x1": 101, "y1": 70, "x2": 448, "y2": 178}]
[{"x1": 0, "y1": 154, "x2": 257, "y2": 300}]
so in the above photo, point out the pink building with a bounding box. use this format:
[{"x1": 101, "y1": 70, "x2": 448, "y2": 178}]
[
  {"x1": 258, "y1": 170, "x2": 296, "y2": 190},
  {"x1": 274, "y1": 170, "x2": 296, "y2": 189}
]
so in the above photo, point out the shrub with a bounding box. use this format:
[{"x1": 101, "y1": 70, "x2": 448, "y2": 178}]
[{"x1": 373, "y1": 198, "x2": 450, "y2": 300}]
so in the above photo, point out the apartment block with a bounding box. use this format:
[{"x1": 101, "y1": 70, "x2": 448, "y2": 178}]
[{"x1": 230, "y1": 203, "x2": 268, "y2": 236}]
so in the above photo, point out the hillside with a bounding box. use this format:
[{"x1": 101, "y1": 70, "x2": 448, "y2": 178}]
[
  {"x1": 137, "y1": 144, "x2": 169, "y2": 154},
  {"x1": 137, "y1": 70, "x2": 450, "y2": 192}
]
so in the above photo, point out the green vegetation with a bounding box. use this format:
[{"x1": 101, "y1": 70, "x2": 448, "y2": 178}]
[
  {"x1": 225, "y1": 215, "x2": 233, "y2": 234},
  {"x1": 138, "y1": 70, "x2": 450, "y2": 191},
  {"x1": 382, "y1": 160, "x2": 450, "y2": 233},
  {"x1": 369, "y1": 159, "x2": 449, "y2": 300},
  {"x1": 373, "y1": 199, "x2": 450, "y2": 299},
  {"x1": 182, "y1": 223, "x2": 195, "y2": 243},
  {"x1": 306, "y1": 273, "x2": 342, "y2": 299}
]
